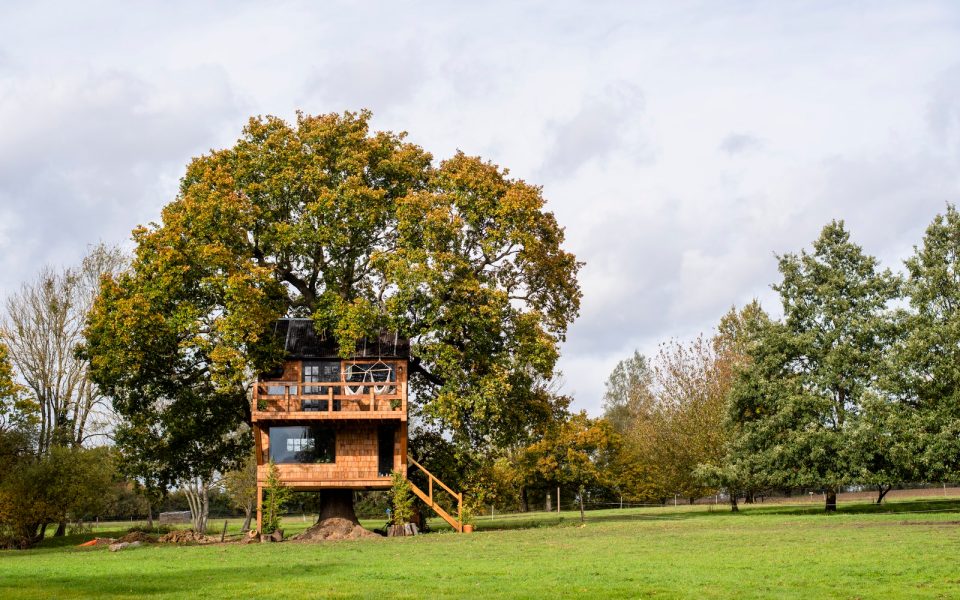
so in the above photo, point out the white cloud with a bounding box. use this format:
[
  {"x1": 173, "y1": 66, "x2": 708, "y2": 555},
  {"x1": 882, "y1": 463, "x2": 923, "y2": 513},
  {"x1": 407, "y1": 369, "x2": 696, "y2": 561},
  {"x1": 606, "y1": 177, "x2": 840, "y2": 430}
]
[{"x1": 2, "y1": 1, "x2": 960, "y2": 414}]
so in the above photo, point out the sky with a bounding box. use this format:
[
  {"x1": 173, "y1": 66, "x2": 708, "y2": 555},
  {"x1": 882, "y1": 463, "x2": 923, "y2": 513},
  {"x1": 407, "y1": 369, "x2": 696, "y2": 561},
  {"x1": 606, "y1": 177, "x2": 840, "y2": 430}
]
[{"x1": 1, "y1": 1, "x2": 959, "y2": 414}]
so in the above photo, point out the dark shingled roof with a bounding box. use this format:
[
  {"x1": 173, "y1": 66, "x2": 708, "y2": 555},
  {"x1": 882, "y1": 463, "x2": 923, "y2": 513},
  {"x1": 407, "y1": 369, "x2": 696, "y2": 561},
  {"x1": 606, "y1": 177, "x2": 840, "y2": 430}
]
[{"x1": 273, "y1": 318, "x2": 409, "y2": 359}]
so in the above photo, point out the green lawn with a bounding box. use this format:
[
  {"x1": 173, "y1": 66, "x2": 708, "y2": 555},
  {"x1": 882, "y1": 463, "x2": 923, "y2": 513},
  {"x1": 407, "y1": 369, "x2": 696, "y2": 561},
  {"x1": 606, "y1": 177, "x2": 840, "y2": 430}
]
[{"x1": 2, "y1": 500, "x2": 959, "y2": 599}]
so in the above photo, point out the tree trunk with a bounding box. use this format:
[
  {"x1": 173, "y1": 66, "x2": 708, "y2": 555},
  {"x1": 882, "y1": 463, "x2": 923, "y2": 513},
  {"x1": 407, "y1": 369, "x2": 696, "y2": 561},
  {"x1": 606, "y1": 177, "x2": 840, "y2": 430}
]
[
  {"x1": 825, "y1": 490, "x2": 837, "y2": 512},
  {"x1": 578, "y1": 486, "x2": 585, "y2": 523},
  {"x1": 729, "y1": 493, "x2": 739, "y2": 513},
  {"x1": 147, "y1": 508, "x2": 154, "y2": 529},
  {"x1": 318, "y1": 490, "x2": 359, "y2": 522},
  {"x1": 241, "y1": 503, "x2": 253, "y2": 532},
  {"x1": 876, "y1": 484, "x2": 891, "y2": 504},
  {"x1": 293, "y1": 490, "x2": 376, "y2": 540},
  {"x1": 184, "y1": 477, "x2": 211, "y2": 533},
  {"x1": 744, "y1": 492, "x2": 755, "y2": 504},
  {"x1": 545, "y1": 490, "x2": 552, "y2": 512},
  {"x1": 519, "y1": 486, "x2": 528, "y2": 513},
  {"x1": 54, "y1": 521, "x2": 66, "y2": 537}
]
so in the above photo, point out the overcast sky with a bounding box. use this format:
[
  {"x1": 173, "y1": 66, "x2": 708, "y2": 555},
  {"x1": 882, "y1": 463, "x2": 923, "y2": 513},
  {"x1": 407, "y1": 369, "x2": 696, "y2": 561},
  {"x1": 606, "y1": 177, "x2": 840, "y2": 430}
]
[{"x1": 1, "y1": 1, "x2": 959, "y2": 413}]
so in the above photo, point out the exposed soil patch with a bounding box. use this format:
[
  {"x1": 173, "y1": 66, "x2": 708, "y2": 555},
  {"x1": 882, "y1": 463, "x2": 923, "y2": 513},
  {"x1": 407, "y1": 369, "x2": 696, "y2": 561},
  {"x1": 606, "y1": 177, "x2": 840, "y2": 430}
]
[
  {"x1": 118, "y1": 531, "x2": 156, "y2": 544},
  {"x1": 292, "y1": 517, "x2": 379, "y2": 542},
  {"x1": 158, "y1": 529, "x2": 218, "y2": 544},
  {"x1": 899, "y1": 520, "x2": 960, "y2": 527}
]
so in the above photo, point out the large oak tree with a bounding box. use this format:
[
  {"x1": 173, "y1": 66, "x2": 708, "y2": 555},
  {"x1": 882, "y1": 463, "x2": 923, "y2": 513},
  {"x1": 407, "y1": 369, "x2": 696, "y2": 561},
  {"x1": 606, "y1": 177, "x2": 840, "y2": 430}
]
[{"x1": 84, "y1": 110, "x2": 581, "y2": 524}]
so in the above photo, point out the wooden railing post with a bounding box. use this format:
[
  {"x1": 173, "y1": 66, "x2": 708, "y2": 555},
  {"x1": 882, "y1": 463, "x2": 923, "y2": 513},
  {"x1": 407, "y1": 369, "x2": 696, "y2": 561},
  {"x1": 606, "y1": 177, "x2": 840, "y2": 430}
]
[
  {"x1": 285, "y1": 386, "x2": 290, "y2": 414},
  {"x1": 328, "y1": 388, "x2": 333, "y2": 413}
]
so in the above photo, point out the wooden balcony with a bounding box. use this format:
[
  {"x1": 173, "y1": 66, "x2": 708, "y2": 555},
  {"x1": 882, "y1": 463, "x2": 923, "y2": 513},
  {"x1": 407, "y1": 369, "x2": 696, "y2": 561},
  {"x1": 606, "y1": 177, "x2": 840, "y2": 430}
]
[{"x1": 251, "y1": 380, "x2": 407, "y2": 422}]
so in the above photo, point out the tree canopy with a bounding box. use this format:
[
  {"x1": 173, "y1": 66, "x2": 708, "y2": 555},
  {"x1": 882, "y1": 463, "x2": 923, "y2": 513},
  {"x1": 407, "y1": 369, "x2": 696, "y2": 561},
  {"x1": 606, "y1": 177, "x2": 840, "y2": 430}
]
[
  {"x1": 727, "y1": 221, "x2": 900, "y2": 510},
  {"x1": 84, "y1": 110, "x2": 582, "y2": 487}
]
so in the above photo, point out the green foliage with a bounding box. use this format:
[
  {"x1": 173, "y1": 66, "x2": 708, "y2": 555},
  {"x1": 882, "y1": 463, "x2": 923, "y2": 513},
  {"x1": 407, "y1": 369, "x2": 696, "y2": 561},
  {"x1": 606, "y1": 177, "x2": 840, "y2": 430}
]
[
  {"x1": 261, "y1": 460, "x2": 291, "y2": 535},
  {"x1": 0, "y1": 443, "x2": 116, "y2": 548},
  {"x1": 526, "y1": 412, "x2": 617, "y2": 504},
  {"x1": 896, "y1": 204, "x2": 960, "y2": 481},
  {"x1": 728, "y1": 221, "x2": 900, "y2": 507},
  {"x1": 222, "y1": 453, "x2": 257, "y2": 513},
  {"x1": 601, "y1": 351, "x2": 653, "y2": 436},
  {"x1": 389, "y1": 470, "x2": 414, "y2": 527},
  {"x1": 694, "y1": 302, "x2": 772, "y2": 508},
  {"x1": 83, "y1": 110, "x2": 582, "y2": 489},
  {"x1": 0, "y1": 342, "x2": 35, "y2": 435}
]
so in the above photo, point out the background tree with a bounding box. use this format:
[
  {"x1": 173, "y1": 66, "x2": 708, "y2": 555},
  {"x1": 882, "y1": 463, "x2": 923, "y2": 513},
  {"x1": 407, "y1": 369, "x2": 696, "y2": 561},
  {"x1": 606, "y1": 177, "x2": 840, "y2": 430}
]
[
  {"x1": 0, "y1": 342, "x2": 34, "y2": 435},
  {"x1": 527, "y1": 412, "x2": 617, "y2": 522},
  {"x1": 602, "y1": 351, "x2": 654, "y2": 435},
  {"x1": 2, "y1": 244, "x2": 124, "y2": 453},
  {"x1": 223, "y1": 453, "x2": 258, "y2": 532},
  {"x1": 728, "y1": 221, "x2": 899, "y2": 511},
  {"x1": 602, "y1": 334, "x2": 735, "y2": 506},
  {"x1": 893, "y1": 204, "x2": 960, "y2": 485},
  {"x1": 695, "y1": 301, "x2": 772, "y2": 511},
  {"x1": 84, "y1": 110, "x2": 581, "y2": 528}
]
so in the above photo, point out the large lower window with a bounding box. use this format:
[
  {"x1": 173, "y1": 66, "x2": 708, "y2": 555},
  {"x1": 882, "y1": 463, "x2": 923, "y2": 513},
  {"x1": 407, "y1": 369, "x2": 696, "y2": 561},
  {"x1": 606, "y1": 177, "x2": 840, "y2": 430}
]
[{"x1": 269, "y1": 426, "x2": 335, "y2": 464}]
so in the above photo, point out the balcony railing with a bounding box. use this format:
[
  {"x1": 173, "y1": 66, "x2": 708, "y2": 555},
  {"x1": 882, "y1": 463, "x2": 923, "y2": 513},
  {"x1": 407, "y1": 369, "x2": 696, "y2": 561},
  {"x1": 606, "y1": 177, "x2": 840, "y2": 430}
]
[{"x1": 252, "y1": 380, "x2": 406, "y2": 417}]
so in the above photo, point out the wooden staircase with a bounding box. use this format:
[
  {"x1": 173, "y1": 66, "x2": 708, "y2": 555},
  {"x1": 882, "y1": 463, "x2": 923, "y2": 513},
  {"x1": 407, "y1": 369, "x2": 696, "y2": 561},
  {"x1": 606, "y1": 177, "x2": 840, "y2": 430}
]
[{"x1": 406, "y1": 455, "x2": 463, "y2": 533}]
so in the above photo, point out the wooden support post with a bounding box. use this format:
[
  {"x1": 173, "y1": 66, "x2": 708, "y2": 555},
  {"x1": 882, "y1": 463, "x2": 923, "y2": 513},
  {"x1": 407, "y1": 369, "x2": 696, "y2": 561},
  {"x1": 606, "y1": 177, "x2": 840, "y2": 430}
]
[
  {"x1": 256, "y1": 484, "x2": 263, "y2": 534},
  {"x1": 369, "y1": 387, "x2": 375, "y2": 411},
  {"x1": 328, "y1": 388, "x2": 333, "y2": 413},
  {"x1": 253, "y1": 425, "x2": 263, "y2": 465},
  {"x1": 557, "y1": 485, "x2": 560, "y2": 513},
  {"x1": 285, "y1": 385, "x2": 290, "y2": 414}
]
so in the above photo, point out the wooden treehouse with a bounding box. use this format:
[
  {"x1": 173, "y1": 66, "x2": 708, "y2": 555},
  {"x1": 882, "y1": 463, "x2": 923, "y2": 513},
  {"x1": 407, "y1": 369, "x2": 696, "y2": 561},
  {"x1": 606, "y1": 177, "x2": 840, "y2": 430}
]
[{"x1": 252, "y1": 318, "x2": 463, "y2": 533}]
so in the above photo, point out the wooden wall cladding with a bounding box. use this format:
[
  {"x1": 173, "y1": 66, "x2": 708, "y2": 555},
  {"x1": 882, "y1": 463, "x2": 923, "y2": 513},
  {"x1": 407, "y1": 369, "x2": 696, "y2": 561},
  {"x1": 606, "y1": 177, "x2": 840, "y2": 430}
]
[{"x1": 257, "y1": 422, "x2": 401, "y2": 488}]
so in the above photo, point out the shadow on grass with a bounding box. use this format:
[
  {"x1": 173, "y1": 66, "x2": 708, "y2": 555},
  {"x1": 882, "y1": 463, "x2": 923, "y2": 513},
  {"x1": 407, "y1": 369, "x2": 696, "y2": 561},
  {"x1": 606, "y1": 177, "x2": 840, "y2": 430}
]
[
  {"x1": 0, "y1": 557, "x2": 362, "y2": 598},
  {"x1": 469, "y1": 498, "x2": 960, "y2": 532}
]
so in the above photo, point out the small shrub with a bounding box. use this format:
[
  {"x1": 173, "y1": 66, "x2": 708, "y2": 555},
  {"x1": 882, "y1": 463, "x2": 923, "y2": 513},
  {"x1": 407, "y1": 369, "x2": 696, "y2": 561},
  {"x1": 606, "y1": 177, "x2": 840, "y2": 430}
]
[
  {"x1": 389, "y1": 471, "x2": 413, "y2": 527},
  {"x1": 262, "y1": 460, "x2": 292, "y2": 534}
]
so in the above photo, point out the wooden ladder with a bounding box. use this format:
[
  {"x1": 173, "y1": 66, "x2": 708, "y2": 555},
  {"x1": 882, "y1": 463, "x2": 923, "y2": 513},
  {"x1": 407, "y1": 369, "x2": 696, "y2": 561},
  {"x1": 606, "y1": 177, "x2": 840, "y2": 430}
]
[{"x1": 406, "y1": 455, "x2": 463, "y2": 533}]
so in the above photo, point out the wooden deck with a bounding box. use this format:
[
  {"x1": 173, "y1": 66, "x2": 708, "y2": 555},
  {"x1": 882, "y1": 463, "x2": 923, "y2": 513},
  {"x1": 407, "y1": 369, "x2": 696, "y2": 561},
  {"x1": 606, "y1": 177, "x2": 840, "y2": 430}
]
[{"x1": 252, "y1": 380, "x2": 407, "y2": 422}]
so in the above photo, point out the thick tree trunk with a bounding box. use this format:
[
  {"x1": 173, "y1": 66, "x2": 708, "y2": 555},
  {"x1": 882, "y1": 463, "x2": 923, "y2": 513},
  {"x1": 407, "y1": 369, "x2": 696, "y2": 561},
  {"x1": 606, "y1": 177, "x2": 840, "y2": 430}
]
[
  {"x1": 54, "y1": 521, "x2": 66, "y2": 537},
  {"x1": 876, "y1": 484, "x2": 891, "y2": 504},
  {"x1": 147, "y1": 508, "x2": 154, "y2": 529},
  {"x1": 294, "y1": 490, "x2": 375, "y2": 541},
  {"x1": 825, "y1": 490, "x2": 837, "y2": 512},
  {"x1": 519, "y1": 486, "x2": 528, "y2": 513},
  {"x1": 729, "y1": 493, "x2": 739, "y2": 513},
  {"x1": 745, "y1": 492, "x2": 755, "y2": 504},
  {"x1": 545, "y1": 490, "x2": 552, "y2": 512},
  {"x1": 318, "y1": 490, "x2": 360, "y2": 522}
]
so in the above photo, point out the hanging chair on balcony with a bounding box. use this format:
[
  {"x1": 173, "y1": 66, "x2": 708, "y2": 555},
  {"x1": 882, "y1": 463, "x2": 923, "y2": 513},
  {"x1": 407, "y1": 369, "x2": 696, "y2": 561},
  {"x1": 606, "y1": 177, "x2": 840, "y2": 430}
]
[{"x1": 343, "y1": 361, "x2": 396, "y2": 395}]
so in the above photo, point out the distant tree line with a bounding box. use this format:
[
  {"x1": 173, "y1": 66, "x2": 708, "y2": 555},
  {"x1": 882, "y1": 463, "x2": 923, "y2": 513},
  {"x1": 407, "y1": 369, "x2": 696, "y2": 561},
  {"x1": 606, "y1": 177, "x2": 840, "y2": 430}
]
[{"x1": 448, "y1": 206, "x2": 960, "y2": 517}]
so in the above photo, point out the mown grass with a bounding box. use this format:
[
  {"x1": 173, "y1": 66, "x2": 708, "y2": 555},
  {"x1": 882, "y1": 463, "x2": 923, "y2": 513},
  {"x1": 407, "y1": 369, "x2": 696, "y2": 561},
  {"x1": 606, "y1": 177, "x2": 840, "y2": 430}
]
[{"x1": 2, "y1": 500, "x2": 959, "y2": 599}]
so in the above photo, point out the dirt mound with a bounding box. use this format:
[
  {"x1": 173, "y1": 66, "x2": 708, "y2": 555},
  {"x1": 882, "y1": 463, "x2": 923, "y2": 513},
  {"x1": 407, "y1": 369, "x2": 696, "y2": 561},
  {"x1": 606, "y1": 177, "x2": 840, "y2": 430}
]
[
  {"x1": 118, "y1": 531, "x2": 155, "y2": 544},
  {"x1": 78, "y1": 537, "x2": 115, "y2": 547},
  {"x1": 292, "y1": 518, "x2": 379, "y2": 542},
  {"x1": 158, "y1": 529, "x2": 216, "y2": 544}
]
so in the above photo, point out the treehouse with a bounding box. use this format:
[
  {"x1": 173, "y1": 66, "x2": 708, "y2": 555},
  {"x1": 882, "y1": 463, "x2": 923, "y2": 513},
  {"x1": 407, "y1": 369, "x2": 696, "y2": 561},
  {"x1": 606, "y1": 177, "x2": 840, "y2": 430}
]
[{"x1": 252, "y1": 318, "x2": 462, "y2": 533}]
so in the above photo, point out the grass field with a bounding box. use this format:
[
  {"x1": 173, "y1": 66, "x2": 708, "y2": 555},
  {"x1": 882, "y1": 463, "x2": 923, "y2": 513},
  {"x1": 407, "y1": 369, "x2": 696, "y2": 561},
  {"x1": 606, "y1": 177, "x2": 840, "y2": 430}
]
[{"x1": 1, "y1": 499, "x2": 959, "y2": 599}]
